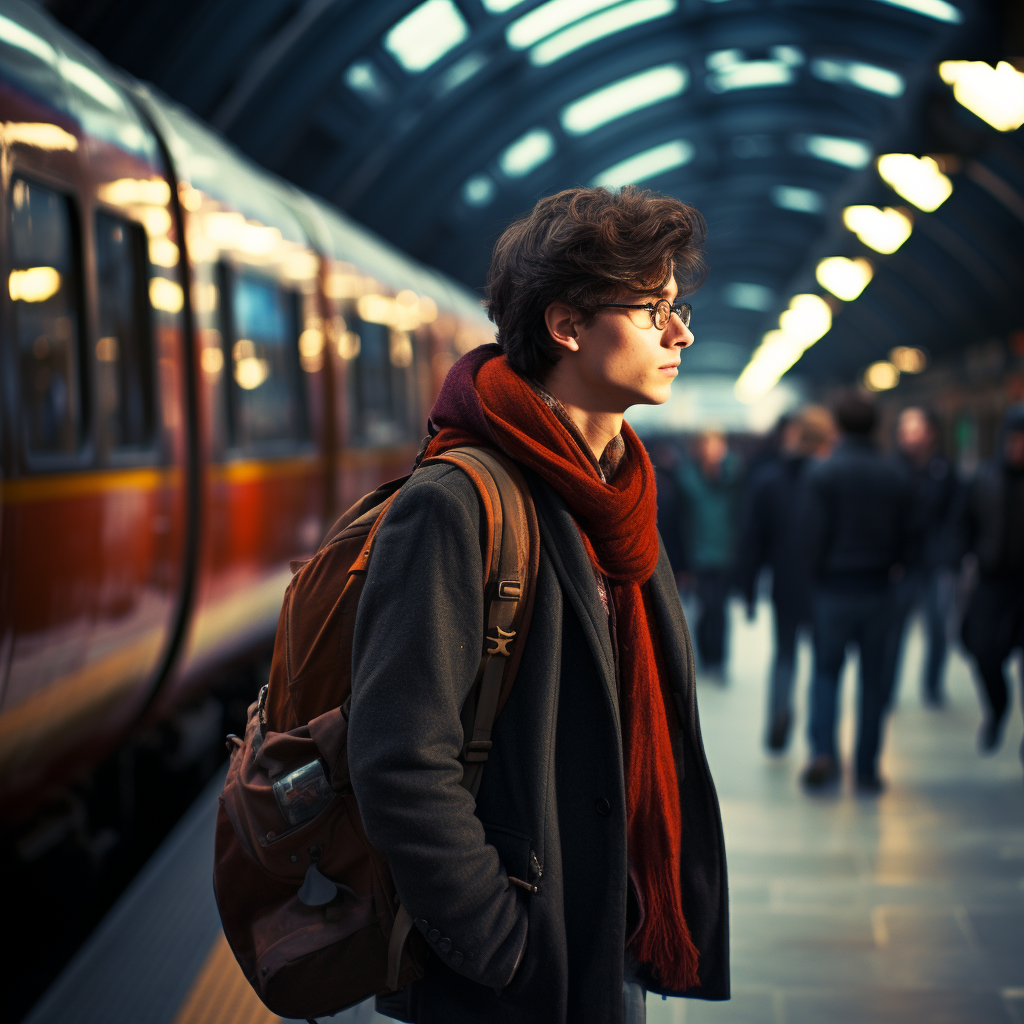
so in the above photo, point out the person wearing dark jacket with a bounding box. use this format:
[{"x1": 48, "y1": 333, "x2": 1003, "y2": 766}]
[
  {"x1": 880, "y1": 407, "x2": 959, "y2": 708},
  {"x1": 348, "y1": 187, "x2": 728, "y2": 1024},
  {"x1": 798, "y1": 393, "x2": 913, "y2": 793},
  {"x1": 959, "y1": 404, "x2": 1024, "y2": 761},
  {"x1": 735, "y1": 406, "x2": 836, "y2": 750},
  {"x1": 675, "y1": 431, "x2": 742, "y2": 677}
]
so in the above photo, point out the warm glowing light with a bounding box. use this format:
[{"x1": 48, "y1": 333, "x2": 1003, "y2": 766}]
[
  {"x1": 864, "y1": 360, "x2": 900, "y2": 391},
  {"x1": 9, "y1": 266, "x2": 60, "y2": 302},
  {"x1": 0, "y1": 121, "x2": 78, "y2": 151},
  {"x1": 843, "y1": 205, "x2": 913, "y2": 254},
  {"x1": 939, "y1": 60, "x2": 1024, "y2": 132},
  {"x1": 139, "y1": 206, "x2": 172, "y2": 238},
  {"x1": 149, "y1": 277, "x2": 184, "y2": 313},
  {"x1": 149, "y1": 238, "x2": 180, "y2": 267},
  {"x1": 95, "y1": 336, "x2": 118, "y2": 362},
  {"x1": 97, "y1": 177, "x2": 172, "y2": 207},
  {"x1": 299, "y1": 328, "x2": 324, "y2": 371},
  {"x1": 356, "y1": 292, "x2": 431, "y2": 330},
  {"x1": 338, "y1": 331, "x2": 361, "y2": 360},
  {"x1": 816, "y1": 256, "x2": 874, "y2": 301},
  {"x1": 325, "y1": 271, "x2": 366, "y2": 300},
  {"x1": 876, "y1": 153, "x2": 952, "y2": 211},
  {"x1": 234, "y1": 356, "x2": 270, "y2": 390},
  {"x1": 889, "y1": 346, "x2": 927, "y2": 373},
  {"x1": 192, "y1": 281, "x2": 218, "y2": 314},
  {"x1": 389, "y1": 330, "x2": 414, "y2": 368},
  {"x1": 178, "y1": 185, "x2": 203, "y2": 211},
  {"x1": 201, "y1": 346, "x2": 224, "y2": 375},
  {"x1": 203, "y1": 212, "x2": 282, "y2": 255},
  {"x1": 778, "y1": 293, "x2": 832, "y2": 345}
]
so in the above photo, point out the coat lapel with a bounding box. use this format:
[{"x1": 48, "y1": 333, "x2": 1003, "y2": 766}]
[{"x1": 528, "y1": 478, "x2": 618, "y2": 715}]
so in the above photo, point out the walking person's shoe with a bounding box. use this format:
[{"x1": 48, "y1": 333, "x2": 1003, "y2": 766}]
[
  {"x1": 767, "y1": 709, "x2": 791, "y2": 752},
  {"x1": 855, "y1": 774, "x2": 886, "y2": 795},
  {"x1": 978, "y1": 710, "x2": 1007, "y2": 753},
  {"x1": 800, "y1": 755, "x2": 839, "y2": 789}
]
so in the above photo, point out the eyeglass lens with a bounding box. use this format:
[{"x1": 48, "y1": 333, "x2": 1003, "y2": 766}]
[{"x1": 653, "y1": 300, "x2": 690, "y2": 330}]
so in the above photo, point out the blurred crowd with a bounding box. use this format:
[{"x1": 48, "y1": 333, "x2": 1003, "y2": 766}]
[{"x1": 648, "y1": 398, "x2": 1024, "y2": 793}]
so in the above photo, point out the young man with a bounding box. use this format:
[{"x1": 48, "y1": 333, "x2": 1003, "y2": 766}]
[{"x1": 347, "y1": 187, "x2": 729, "y2": 1023}]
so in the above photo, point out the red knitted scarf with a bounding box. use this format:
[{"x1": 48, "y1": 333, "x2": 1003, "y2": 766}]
[{"x1": 426, "y1": 352, "x2": 700, "y2": 990}]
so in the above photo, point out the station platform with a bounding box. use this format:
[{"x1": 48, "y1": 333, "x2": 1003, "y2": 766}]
[{"x1": 23, "y1": 599, "x2": 1024, "y2": 1024}]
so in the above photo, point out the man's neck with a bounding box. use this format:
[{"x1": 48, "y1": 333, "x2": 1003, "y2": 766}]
[{"x1": 541, "y1": 384, "x2": 622, "y2": 462}]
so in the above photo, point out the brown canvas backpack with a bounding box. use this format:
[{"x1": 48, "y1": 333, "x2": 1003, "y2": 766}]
[{"x1": 213, "y1": 447, "x2": 538, "y2": 1021}]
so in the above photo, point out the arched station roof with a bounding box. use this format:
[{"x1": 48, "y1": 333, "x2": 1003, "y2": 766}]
[{"x1": 46, "y1": 0, "x2": 1023, "y2": 390}]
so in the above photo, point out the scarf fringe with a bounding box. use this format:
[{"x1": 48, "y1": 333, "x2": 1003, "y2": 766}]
[{"x1": 629, "y1": 868, "x2": 701, "y2": 990}]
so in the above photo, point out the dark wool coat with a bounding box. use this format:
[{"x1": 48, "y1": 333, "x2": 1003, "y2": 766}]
[{"x1": 348, "y1": 462, "x2": 730, "y2": 1024}]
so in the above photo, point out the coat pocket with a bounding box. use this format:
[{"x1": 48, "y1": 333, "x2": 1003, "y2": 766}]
[{"x1": 482, "y1": 822, "x2": 533, "y2": 883}]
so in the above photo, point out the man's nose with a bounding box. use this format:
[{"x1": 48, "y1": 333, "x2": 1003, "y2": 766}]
[{"x1": 666, "y1": 315, "x2": 694, "y2": 348}]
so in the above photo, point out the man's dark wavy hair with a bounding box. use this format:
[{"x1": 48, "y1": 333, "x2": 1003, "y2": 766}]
[{"x1": 485, "y1": 186, "x2": 707, "y2": 379}]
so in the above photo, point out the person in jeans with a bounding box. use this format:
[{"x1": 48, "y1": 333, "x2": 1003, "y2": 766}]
[
  {"x1": 798, "y1": 393, "x2": 913, "y2": 793},
  {"x1": 735, "y1": 406, "x2": 836, "y2": 750},
  {"x1": 958, "y1": 404, "x2": 1024, "y2": 762},
  {"x1": 348, "y1": 186, "x2": 729, "y2": 1024},
  {"x1": 880, "y1": 407, "x2": 960, "y2": 708},
  {"x1": 675, "y1": 431, "x2": 742, "y2": 678}
]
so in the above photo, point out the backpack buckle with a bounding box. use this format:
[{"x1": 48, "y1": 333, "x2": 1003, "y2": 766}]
[
  {"x1": 497, "y1": 580, "x2": 521, "y2": 600},
  {"x1": 485, "y1": 627, "x2": 516, "y2": 656}
]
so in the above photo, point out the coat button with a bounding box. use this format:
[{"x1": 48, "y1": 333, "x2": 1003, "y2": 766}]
[
  {"x1": 416, "y1": 919, "x2": 428, "y2": 930},
  {"x1": 439, "y1": 937, "x2": 452, "y2": 953},
  {"x1": 451, "y1": 951, "x2": 463, "y2": 966},
  {"x1": 595, "y1": 796, "x2": 611, "y2": 816},
  {"x1": 427, "y1": 928, "x2": 440, "y2": 942}
]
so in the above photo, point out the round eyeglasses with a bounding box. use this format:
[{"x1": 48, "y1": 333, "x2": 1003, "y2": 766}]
[{"x1": 594, "y1": 299, "x2": 692, "y2": 331}]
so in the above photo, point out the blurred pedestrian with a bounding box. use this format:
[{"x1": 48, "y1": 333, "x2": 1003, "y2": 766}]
[
  {"x1": 881, "y1": 407, "x2": 959, "y2": 708},
  {"x1": 676, "y1": 430, "x2": 742, "y2": 678},
  {"x1": 736, "y1": 406, "x2": 836, "y2": 750},
  {"x1": 958, "y1": 404, "x2": 1024, "y2": 761},
  {"x1": 649, "y1": 440, "x2": 687, "y2": 578},
  {"x1": 799, "y1": 393, "x2": 913, "y2": 793}
]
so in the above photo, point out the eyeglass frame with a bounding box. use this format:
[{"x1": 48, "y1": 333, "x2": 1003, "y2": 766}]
[{"x1": 594, "y1": 298, "x2": 692, "y2": 330}]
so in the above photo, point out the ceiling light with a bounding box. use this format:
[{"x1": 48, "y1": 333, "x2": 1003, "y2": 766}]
[
  {"x1": 889, "y1": 346, "x2": 927, "y2": 372},
  {"x1": 816, "y1": 256, "x2": 873, "y2": 301},
  {"x1": 873, "y1": 0, "x2": 962, "y2": 23},
  {"x1": 843, "y1": 205, "x2": 913, "y2": 253},
  {"x1": 9, "y1": 266, "x2": 61, "y2": 303},
  {"x1": 528, "y1": 0, "x2": 677, "y2": 66},
  {"x1": 499, "y1": 128, "x2": 555, "y2": 177},
  {"x1": 706, "y1": 49, "x2": 742, "y2": 70},
  {"x1": 707, "y1": 58, "x2": 794, "y2": 92},
  {"x1": 384, "y1": 0, "x2": 469, "y2": 73},
  {"x1": 463, "y1": 173, "x2": 496, "y2": 206},
  {"x1": 864, "y1": 360, "x2": 900, "y2": 391},
  {"x1": 778, "y1": 293, "x2": 832, "y2": 344},
  {"x1": 771, "y1": 185, "x2": 824, "y2": 214},
  {"x1": 592, "y1": 139, "x2": 694, "y2": 188},
  {"x1": 734, "y1": 330, "x2": 807, "y2": 402},
  {"x1": 482, "y1": 0, "x2": 526, "y2": 10},
  {"x1": 561, "y1": 64, "x2": 687, "y2": 135},
  {"x1": 810, "y1": 58, "x2": 905, "y2": 97},
  {"x1": 803, "y1": 134, "x2": 872, "y2": 168},
  {"x1": 876, "y1": 153, "x2": 952, "y2": 211},
  {"x1": 723, "y1": 282, "x2": 773, "y2": 311},
  {"x1": 507, "y1": 0, "x2": 621, "y2": 48},
  {"x1": 938, "y1": 61, "x2": 1024, "y2": 133},
  {"x1": 345, "y1": 60, "x2": 390, "y2": 103}
]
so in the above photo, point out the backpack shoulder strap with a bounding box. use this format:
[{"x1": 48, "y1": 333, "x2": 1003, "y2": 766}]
[{"x1": 422, "y1": 446, "x2": 539, "y2": 797}]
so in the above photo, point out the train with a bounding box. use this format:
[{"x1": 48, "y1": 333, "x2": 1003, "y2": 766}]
[{"x1": 0, "y1": 0, "x2": 495, "y2": 829}]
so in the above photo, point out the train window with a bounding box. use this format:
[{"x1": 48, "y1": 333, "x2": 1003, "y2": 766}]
[
  {"x1": 94, "y1": 212, "x2": 154, "y2": 450},
  {"x1": 221, "y1": 267, "x2": 307, "y2": 448},
  {"x1": 9, "y1": 177, "x2": 84, "y2": 456},
  {"x1": 346, "y1": 316, "x2": 419, "y2": 446}
]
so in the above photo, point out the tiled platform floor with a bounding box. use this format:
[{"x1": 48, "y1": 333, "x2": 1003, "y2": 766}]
[{"x1": 647, "y1": 598, "x2": 1024, "y2": 1024}]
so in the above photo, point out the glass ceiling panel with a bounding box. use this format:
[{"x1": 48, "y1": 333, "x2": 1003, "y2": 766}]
[
  {"x1": 561, "y1": 63, "x2": 688, "y2": 134},
  {"x1": 872, "y1": 0, "x2": 962, "y2": 23},
  {"x1": 529, "y1": 0, "x2": 677, "y2": 66},
  {"x1": 592, "y1": 138, "x2": 694, "y2": 188},
  {"x1": 384, "y1": 0, "x2": 469, "y2": 73}
]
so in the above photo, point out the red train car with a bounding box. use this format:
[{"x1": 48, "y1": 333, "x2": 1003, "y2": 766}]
[{"x1": 0, "y1": 0, "x2": 494, "y2": 828}]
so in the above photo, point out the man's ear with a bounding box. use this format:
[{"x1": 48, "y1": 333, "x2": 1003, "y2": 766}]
[{"x1": 544, "y1": 301, "x2": 580, "y2": 353}]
